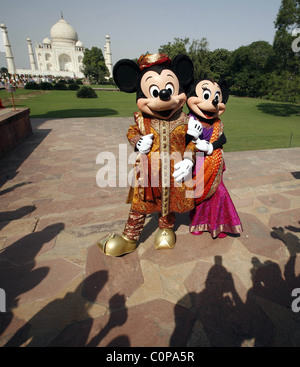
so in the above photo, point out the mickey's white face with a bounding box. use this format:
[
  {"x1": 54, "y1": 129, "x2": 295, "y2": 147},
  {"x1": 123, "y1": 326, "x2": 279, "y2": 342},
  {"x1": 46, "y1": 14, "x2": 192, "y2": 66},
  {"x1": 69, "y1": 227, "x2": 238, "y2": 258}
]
[
  {"x1": 137, "y1": 69, "x2": 186, "y2": 119},
  {"x1": 187, "y1": 80, "x2": 226, "y2": 120}
]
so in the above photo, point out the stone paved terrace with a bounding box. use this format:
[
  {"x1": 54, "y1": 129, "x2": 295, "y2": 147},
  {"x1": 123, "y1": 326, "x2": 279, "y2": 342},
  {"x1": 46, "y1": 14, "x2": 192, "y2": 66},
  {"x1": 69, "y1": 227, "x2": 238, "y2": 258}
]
[{"x1": 0, "y1": 115, "x2": 299, "y2": 347}]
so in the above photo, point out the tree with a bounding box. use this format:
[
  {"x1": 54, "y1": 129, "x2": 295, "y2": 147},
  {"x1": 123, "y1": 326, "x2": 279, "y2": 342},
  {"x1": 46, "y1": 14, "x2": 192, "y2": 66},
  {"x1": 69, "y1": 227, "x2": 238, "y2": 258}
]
[
  {"x1": 159, "y1": 37, "x2": 211, "y2": 79},
  {"x1": 209, "y1": 49, "x2": 232, "y2": 81},
  {"x1": 0, "y1": 67, "x2": 8, "y2": 75},
  {"x1": 268, "y1": 0, "x2": 300, "y2": 102},
  {"x1": 159, "y1": 38, "x2": 189, "y2": 59},
  {"x1": 229, "y1": 41, "x2": 275, "y2": 97},
  {"x1": 273, "y1": 0, "x2": 300, "y2": 74},
  {"x1": 188, "y1": 38, "x2": 211, "y2": 80},
  {"x1": 83, "y1": 47, "x2": 109, "y2": 84}
]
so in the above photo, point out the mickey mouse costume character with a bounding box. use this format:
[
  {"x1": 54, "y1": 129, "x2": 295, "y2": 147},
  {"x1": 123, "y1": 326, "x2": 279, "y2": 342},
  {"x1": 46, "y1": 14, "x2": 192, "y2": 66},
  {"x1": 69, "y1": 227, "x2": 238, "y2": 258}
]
[
  {"x1": 187, "y1": 78, "x2": 243, "y2": 239},
  {"x1": 98, "y1": 53, "x2": 200, "y2": 257}
]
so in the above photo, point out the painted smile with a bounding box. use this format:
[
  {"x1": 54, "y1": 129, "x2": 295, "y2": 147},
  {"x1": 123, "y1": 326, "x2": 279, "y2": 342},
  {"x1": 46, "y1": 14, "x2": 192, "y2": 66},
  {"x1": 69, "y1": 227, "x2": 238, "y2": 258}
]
[{"x1": 200, "y1": 109, "x2": 216, "y2": 119}]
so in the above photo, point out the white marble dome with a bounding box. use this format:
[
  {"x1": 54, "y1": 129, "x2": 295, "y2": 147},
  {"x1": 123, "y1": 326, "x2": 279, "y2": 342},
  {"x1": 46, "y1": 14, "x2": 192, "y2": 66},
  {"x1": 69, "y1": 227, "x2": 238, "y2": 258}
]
[
  {"x1": 50, "y1": 18, "x2": 78, "y2": 43},
  {"x1": 76, "y1": 40, "x2": 84, "y2": 47},
  {"x1": 43, "y1": 37, "x2": 51, "y2": 44}
]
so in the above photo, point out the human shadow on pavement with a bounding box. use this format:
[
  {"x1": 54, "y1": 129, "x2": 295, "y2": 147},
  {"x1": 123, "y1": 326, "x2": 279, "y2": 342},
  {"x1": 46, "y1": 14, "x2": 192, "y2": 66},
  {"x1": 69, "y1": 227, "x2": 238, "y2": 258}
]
[
  {"x1": 86, "y1": 293, "x2": 129, "y2": 347},
  {"x1": 171, "y1": 224, "x2": 300, "y2": 347},
  {"x1": 46, "y1": 272, "x2": 129, "y2": 347},
  {"x1": 0, "y1": 182, "x2": 32, "y2": 197},
  {"x1": 170, "y1": 256, "x2": 274, "y2": 347},
  {"x1": 0, "y1": 128, "x2": 51, "y2": 189},
  {"x1": 0, "y1": 223, "x2": 65, "y2": 344},
  {"x1": 4, "y1": 271, "x2": 127, "y2": 347},
  {"x1": 0, "y1": 205, "x2": 36, "y2": 231},
  {"x1": 285, "y1": 222, "x2": 300, "y2": 233},
  {"x1": 270, "y1": 225, "x2": 300, "y2": 294}
]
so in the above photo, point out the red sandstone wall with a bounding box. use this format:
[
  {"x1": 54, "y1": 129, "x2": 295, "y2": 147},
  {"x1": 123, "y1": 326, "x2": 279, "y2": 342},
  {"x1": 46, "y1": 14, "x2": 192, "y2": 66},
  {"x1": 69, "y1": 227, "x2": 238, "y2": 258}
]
[{"x1": 0, "y1": 109, "x2": 32, "y2": 158}]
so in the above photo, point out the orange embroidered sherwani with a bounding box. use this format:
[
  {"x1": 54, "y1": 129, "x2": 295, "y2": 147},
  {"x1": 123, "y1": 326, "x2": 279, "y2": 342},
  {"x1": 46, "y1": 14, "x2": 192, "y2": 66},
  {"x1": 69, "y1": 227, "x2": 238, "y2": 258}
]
[{"x1": 123, "y1": 109, "x2": 196, "y2": 241}]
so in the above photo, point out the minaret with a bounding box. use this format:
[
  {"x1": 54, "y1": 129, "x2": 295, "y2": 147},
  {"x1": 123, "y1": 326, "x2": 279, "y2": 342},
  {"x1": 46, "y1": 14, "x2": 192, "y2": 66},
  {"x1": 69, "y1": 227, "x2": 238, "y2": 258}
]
[
  {"x1": 0, "y1": 23, "x2": 17, "y2": 75},
  {"x1": 27, "y1": 38, "x2": 37, "y2": 71},
  {"x1": 104, "y1": 44, "x2": 107, "y2": 65},
  {"x1": 105, "y1": 34, "x2": 112, "y2": 78}
]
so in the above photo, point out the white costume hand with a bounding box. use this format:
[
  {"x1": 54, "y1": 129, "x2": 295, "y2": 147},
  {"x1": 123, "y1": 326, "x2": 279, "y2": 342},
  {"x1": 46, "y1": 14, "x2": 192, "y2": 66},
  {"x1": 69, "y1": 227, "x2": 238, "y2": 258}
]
[
  {"x1": 187, "y1": 117, "x2": 203, "y2": 141},
  {"x1": 173, "y1": 159, "x2": 193, "y2": 183},
  {"x1": 136, "y1": 134, "x2": 154, "y2": 154},
  {"x1": 195, "y1": 139, "x2": 214, "y2": 156}
]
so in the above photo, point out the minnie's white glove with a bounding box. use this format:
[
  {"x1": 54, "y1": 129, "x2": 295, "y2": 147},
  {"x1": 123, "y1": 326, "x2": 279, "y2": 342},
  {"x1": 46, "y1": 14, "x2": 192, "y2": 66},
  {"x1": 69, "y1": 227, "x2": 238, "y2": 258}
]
[
  {"x1": 173, "y1": 159, "x2": 193, "y2": 183},
  {"x1": 187, "y1": 117, "x2": 203, "y2": 141},
  {"x1": 195, "y1": 138, "x2": 214, "y2": 156},
  {"x1": 136, "y1": 134, "x2": 154, "y2": 154}
]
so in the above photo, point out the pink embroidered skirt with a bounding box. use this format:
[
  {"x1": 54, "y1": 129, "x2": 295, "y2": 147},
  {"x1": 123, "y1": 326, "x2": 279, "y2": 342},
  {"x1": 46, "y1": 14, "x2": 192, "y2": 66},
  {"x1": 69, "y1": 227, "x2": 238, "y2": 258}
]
[{"x1": 189, "y1": 177, "x2": 243, "y2": 238}]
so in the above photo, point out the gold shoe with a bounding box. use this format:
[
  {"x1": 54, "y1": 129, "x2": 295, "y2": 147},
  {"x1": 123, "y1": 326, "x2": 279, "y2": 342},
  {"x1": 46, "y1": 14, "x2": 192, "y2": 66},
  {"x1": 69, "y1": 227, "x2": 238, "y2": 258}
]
[
  {"x1": 97, "y1": 233, "x2": 137, "y2": 257},
  {"x1": 154, "y1": 229, "x2": 176, "y2": 250}
]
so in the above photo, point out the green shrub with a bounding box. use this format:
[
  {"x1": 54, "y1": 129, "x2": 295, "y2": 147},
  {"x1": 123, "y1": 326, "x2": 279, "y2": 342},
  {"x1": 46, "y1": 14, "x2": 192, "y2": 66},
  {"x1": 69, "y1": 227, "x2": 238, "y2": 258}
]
[
  {"x1": 75, "y1": 79, "x2": 83, "y2": 85},
  {"x1": 57, "y1": 79, "x2": 68, "y2": 84},
  {"x1": 53, "y1": 82, "x2": 68, "y2": 90},
  {"x1": 68, "y1": 83, "x2": 80, "y2": 91},
  {"x1": 76, "y1": 86, "x2": 98, "y2": 98},
  {"x1": 39, "y1": 82, "x2": 54, "y2": 90},
  {"x1": 25, "y1": 81, "x2": 39, "y2": 90}
]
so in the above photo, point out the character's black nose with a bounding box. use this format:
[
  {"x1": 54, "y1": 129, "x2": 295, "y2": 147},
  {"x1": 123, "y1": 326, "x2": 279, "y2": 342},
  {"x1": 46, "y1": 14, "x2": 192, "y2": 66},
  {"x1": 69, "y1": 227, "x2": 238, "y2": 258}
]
[
  {"x1": 159, "y1": 89, "x2": 171, "y2": 101},
  {"x1": 212, "y1": 97, "x2": 219, "y2": 106}
]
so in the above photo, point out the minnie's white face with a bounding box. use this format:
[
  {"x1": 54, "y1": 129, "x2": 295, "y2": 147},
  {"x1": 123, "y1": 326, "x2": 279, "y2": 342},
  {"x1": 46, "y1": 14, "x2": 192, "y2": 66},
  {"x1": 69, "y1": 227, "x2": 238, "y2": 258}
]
[
  {"x1": 187, "y1": 80, "x2": 226, "y2": 120},
  {"x1": 137, "y1": 69, "x2": 186, "y2": 119}
]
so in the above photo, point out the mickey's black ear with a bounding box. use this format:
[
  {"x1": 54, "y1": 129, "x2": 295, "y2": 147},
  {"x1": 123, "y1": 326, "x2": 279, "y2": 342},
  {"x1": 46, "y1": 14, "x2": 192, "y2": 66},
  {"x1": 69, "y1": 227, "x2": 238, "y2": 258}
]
[
  {"x1": 219, "y1": 80, "x2": 230, "y2": 104},
  {"x1": 172, "y1": 54, "x2": 194, "y2": 87},
  {"x1": 113, "y1": 59, "x2": 140, "y2": 93}
]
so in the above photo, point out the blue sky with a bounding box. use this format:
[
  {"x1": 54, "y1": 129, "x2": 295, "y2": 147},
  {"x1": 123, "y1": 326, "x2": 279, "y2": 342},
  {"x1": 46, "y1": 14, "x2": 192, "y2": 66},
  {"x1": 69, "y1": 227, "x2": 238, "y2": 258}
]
[{"x1": 0, "y1": 0, "x2": 283, "y2": 69}]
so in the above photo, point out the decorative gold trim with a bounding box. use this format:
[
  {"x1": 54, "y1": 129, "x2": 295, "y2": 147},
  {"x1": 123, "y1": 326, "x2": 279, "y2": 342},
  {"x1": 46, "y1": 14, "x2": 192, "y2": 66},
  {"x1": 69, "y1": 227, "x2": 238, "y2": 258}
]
[
  {"x1": 206, "y1": 151, "x2": 224, "y2": 200},
  {"x1": 190, "y1": 224, "x2": 243, "y2": 238},
  {"x1": 160, "y1": 120, "x2": 170, "y2": 217},
  {"x1": 134, "y1": 112, "x2": 146, "y2": 136}
]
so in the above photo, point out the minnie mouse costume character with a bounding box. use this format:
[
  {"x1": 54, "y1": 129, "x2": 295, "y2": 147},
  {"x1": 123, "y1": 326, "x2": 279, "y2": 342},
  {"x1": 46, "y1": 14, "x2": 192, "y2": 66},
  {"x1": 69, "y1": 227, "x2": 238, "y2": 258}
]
[
  {"x1": 187, "y1": 79, "x2": 243, "y2": 239},
  {"x1": 98, "y1": 53, "x2": 199, "y2": 257}
]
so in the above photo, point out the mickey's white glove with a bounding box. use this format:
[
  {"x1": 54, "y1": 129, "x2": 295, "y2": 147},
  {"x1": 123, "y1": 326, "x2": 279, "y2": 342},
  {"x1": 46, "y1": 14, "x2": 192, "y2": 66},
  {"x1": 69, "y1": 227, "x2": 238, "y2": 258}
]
[
  {"x1": 136, "y1": 133, "x2": 154, "y2": 154},
  {"x1": 195, "y1": 138, "x2": 214, "y2": 156},
  {"x1": 187, "y1": 117, "x2": 203, "y2": 141},
  {"x1": 173, "y1": 159, "x2": 193, "y2": 183}
]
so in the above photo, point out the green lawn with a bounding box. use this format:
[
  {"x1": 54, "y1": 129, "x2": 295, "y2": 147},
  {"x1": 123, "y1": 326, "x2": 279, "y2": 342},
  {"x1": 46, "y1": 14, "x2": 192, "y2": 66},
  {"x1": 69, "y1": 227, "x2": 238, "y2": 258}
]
[
  {"x1": 0, "y1": 88, "x2": 299, "y2": 152},
  {"x1": 222, "y1": 97, "x2": 300, "y2": 152},
  {"x1": 0, "y1": 89, "x2": 137, "y2": 118}
]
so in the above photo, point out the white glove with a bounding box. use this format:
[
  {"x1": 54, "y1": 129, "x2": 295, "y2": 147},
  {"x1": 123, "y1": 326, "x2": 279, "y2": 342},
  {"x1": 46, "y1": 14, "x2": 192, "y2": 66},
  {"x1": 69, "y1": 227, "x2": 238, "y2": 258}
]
[
  {"x1": 187, "y1": 117, "x2": 203, "y2": 141},
  {"x1": 136, "y1": 133, "x2": 154, "y2": 154},
  {"x1": 173, "y1": 159, "x2": 193, "y2": 183},
  {"x1": 195, "y1": 139, "x2": 214, "y2": 156}
]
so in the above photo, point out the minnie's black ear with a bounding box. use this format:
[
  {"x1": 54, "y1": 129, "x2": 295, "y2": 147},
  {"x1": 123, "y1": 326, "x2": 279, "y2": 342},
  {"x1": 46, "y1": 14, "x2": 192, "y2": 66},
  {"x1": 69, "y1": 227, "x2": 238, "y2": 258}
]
[
  {"x1": 219, "y1": 80, "x2": 230, "y2": 104},
  {"x1": 172, "y1": 54, "x2": 194, "y2": 88},
  {"x1": 113, "y1": 59, "x2": 140, "y2": 93}
]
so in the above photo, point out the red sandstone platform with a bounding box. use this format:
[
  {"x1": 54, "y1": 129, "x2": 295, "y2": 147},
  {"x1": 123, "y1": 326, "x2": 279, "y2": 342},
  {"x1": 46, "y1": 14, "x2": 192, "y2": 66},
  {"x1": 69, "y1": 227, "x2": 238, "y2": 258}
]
[
  {"x1": 0, "y1": 108, "x2": 32, "y2": 159},
  {"x1": 0, "y1": 117, "x2": 299, "y2": 347}
]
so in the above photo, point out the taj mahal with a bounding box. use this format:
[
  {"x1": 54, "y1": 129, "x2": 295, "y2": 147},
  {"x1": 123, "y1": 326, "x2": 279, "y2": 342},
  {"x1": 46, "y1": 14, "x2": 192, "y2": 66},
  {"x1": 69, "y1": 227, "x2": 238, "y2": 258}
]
[{"x1": 0, "y1": 15, "x2": 113, "y2": 79}]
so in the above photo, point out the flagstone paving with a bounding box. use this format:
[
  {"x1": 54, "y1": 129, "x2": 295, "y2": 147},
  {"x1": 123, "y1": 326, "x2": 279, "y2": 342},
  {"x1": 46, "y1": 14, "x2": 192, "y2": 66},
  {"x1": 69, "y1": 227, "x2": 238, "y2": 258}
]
[{"x1": 0, "y1": 116, "x2": 299, "y2": 347}]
